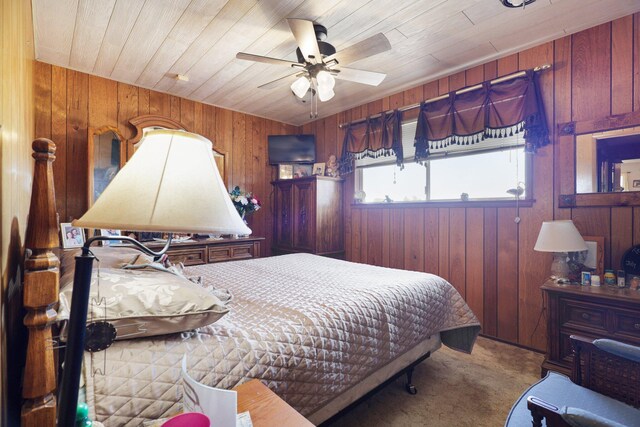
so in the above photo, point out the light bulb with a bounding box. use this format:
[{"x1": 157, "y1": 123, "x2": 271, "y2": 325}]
[
  {"x1": 317, "y1": 85, "x2": 335, "y2": 102},
  {"x1": 291, "y1": 76, "x2": 310, "y2": 98},
  {"x1": 316, "y1": 70, "x2": 335, "y2": 89}
]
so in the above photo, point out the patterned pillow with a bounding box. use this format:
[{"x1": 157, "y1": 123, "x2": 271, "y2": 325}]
[{"x1": 58, "y1": 267, "x2": 229, "y2": 341}]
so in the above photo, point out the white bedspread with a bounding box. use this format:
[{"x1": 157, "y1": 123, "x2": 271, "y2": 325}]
[{"x1": 84, "y1": 254, "x2": 480, "y2": 426}]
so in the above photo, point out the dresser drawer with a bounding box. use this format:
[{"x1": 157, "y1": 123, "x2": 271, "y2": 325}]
[
  {"x1": 167, "y1": 247, "x2": 207, "y2": 266},
  {"x1": 613, "y1": 310, "x2": 640, "y2": 341},
  {"x1": 208, "y1": 243, "x2": 255, "y2": 263},
  {"x1": 560, "y1": 299, "x2": 606, "y2": 331}
]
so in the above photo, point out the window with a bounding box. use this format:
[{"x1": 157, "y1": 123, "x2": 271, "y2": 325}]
[{"x1": 356, "y1": 120, "x2": 529, "y2": 203}]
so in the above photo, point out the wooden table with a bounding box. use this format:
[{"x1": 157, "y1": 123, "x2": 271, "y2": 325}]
[{"x1": 234, "y1": 380, "x2": 314, "y2": 427}]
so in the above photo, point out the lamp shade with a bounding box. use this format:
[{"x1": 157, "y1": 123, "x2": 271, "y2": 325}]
[
  {"x1": 291, "y1": 76, "x2": 310, "y2": 99},
  {"x1": 73, "y1": 129, "x2": 251, "y2": 235},
  {"x1": 534, "y1": 220, "x2": 587, "y2": 252}
]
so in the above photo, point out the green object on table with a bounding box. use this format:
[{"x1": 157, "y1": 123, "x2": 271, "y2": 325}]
[{"x1": 76, "y1": 403, "x2": 93, "y2": 427}]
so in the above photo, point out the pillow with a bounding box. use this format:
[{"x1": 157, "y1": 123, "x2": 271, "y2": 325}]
[
  {"x1": 561, "y1": 407, "x2": 627, "y2": 427},
  {"x1": 59, "y1": 246, "x2": 143, "y2": 288},
  {"x1": 594, "y1": 339, "x2": 640, "y2": 363},
  {"x1": 58, "y1": 266, "x2": 229, "y2": 341}
]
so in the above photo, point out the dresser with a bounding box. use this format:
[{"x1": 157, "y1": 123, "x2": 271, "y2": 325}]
[
  {"x1": 272, "y1": 176, "x2": 344, "y2": 257},
  {"x1": 542, "y1": 280, "x2": 640, "y2": 376},
  {"x1": 148, "y1": 236, "x2": 264, "y2": 266}
]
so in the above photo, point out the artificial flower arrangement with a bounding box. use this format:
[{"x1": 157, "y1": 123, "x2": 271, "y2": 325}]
[{"x1": 229, "y1": 186, "x2": 261, "y2": 219}]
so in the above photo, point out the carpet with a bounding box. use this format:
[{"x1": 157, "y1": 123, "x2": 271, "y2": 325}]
[{"x1": 324, "y1": 336, "x2": 544, "y2": 427}]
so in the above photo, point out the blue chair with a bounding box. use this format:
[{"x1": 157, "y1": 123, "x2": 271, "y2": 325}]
[{"x1": 505, "y1": 335, "x2": 640, "y2": 427}]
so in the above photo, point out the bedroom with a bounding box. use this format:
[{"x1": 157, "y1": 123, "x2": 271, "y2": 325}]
[{"x1": 2, "y1": 0, "x2": 640, "y2": 426}]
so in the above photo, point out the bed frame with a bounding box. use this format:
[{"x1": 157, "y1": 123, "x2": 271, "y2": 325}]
[{"x1": 19, "y1": 137, "x2": 431, "y2": 426}]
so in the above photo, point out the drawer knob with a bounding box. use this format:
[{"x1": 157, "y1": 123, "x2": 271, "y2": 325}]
[
  {"x1": 634, "y1": 323, "x2": 640, "y2": 330},
  {"x1": 581, "y1": 313, "x2": 590, "y2": 320}
]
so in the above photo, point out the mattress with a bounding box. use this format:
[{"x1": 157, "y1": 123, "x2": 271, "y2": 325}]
[{"x1": 83, "y1": 253, "x2": 480, "y2": 426}]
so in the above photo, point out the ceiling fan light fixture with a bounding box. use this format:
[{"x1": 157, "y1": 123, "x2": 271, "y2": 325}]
[
  {"x1": 317, "y1": 85, "x2": 335, "y2": 102},
  {"x1": 316, "y1": 70, "x2": 335, "y2": 89},
  {"x1": 291, "y1": 76, "x2": 311, "y2": 98}
]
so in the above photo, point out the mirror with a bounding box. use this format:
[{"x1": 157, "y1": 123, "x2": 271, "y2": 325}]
[
  {"x1": 88, "y1": 126, "x2": 125, "y2": 207},
  {"x1": 576, "y1": 125, "x2": 640, "y2": 193}
]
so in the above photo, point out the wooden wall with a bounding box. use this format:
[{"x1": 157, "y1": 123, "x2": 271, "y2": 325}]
[
  {"x1": 1, "y1": 0, "x2": 35, "y2": 424},
  {"x1": 33, "y1": 62, "x2": 299, "y2": 257},
  {"x1": 305, "y1": 13, "x2": 640, "y2": 352}
]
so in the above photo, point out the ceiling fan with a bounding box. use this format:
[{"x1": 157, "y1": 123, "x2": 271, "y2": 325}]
[{"x1": 236, "y1": 19, "x2": 391, "y2": 103}]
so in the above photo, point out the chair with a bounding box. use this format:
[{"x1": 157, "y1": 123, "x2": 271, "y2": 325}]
[{"x1": 505, "y1": 335, "x2": 640, "y2": 427}]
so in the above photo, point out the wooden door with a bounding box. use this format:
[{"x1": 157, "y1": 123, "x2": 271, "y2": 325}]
[
  {"x1": 274, "y1": 182, "x2": 294, "y2": 248},
  {"x1": 293, "y1": 180, "x2": 316, "y2": 251}
]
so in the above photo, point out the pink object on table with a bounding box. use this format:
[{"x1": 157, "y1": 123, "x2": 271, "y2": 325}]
[{"x1": 161, "y1": 412, "x2": 210, "y2": 427}]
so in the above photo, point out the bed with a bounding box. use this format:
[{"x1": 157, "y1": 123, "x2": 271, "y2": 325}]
[{"x1": 20, "y1": 138, "x2": 480, "y2": 427}]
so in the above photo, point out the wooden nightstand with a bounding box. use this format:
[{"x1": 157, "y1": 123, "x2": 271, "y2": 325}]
[
  {"x1": 542, "y1": 280, "x2": 640, "y2": 377},
  {"x1": 234, "y1": 380, "x2": 314, "y2": 427}
]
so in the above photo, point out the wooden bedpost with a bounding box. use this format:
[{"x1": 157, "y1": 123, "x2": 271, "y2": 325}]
[{"x1": 21, "y1": 138, "x2": 59, "y2": 427}]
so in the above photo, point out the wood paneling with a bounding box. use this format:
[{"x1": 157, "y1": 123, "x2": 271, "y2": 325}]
[
  {"x1": 1, "y1": 0, "x2": 35, "y2": 425},
  {"x1": 310, "y1": 14, "x2": 640, "y2": 351},
  {"x1": 33, "y1": 62, "x2": 298, "y2": 255}
]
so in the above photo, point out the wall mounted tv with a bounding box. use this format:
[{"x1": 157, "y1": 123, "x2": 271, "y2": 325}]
[{"x1": 268, "y1": 134, "x2": 316, "y2": 165}]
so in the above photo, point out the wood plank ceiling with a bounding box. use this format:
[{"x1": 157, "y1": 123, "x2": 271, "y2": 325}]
[{"x1": 32, "y1": 0, "x2": 640, "y2": 126}]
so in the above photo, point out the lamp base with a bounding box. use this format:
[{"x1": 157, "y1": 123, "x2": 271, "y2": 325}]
[{"x1": 550, "y1": 252, "x2": 570, "y2": 280}]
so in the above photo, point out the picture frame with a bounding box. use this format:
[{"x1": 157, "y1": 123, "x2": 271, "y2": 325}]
[
  {"x1": 312, "y1": 162, "x2": 326, "y2": 176},
  {"x1": 293, "y1": 164, "x2": 312, "y2": 178},
  {"x1": 98, "y1": 229, "x2": 122, "y2": 246},
  {"x1": 582, "y1": 235, "x2": 604, "y2": 277},
  {"x1": 633, "y1": 179, "x2": 640, "y2": 188},
  {"x1": 60, "y1": 223, "x2": 85, "y2": 248},
  {"x1": 278, "y1": 164, "x2": 293, "y2": 180}
]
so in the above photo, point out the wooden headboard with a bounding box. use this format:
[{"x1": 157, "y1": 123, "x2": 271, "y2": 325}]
[{"x1": 22, "y1": 139, "x2": 59, "y2": 426}]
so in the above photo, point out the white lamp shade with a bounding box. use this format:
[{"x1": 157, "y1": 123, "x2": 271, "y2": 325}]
[
  {"x1": 291, "y1": 76, "x2": 310, "y2": 98},
  {"x1": 318, "y1": 85, "x2": 335, "y2": 102},
  {"x1": 74, "y1": 130, "x2": 251, "y2": 235},
  {"x1": 534, "y1": 220, "x2": 587, "y2": 252}
]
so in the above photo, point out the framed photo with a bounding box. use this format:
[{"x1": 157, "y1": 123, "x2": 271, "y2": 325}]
[
  {"x1": 633, "y1": 179, "x2": 640, "y2": 188},
  {"x1": 98, "y1": 229, "x2": 121, "y2": 246},
  {"x1": 312, "y1": 162, "x2": 326, "y2": 176},
  {"x1": 60, "y1": 223, "x2": 85, "y2": 248},
  {"x1": 582, "y1": 235, "x2": 605, "y2": 277},
  {"x1": 278, "y1": 164, "x2": 293, "y2": 180},
  {"x1": 293, "y1": 164, "x2": 312, "y2": 178}
]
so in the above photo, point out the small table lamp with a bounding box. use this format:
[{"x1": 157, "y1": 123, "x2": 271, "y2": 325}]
[
  {"x1": 57, "y1": 129, "x2": 250, "y2": 426},
  {"x1": 534, "y1": 220, "x2": 587, "y2": 281}
]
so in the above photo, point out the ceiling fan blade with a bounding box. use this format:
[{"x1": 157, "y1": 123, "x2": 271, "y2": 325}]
[
  {"x1": 325, "y1": 33, "x2": 391, "y2": 65},
  {"x1": 287, "y1": 18, "x2": 322, "y2": 63},
  {"x1": 258, "y1": 72, "x2": 303, "y2": 90},
  {"x1": 334, "y1": 67, "x2": 386, "y2": 86},
  {"x1": 236, "y1": 52, "x2": 299, "y2": 67}
]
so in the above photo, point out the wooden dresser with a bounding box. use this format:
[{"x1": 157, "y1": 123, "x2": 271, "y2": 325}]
[
  {"x1": 272, "y1": 176, "x2": 344, "y2": 257},
  {"x1": 542, "y1": 280, "x2": 640, "y2": 376},
  {"x1": 148, "y1": 236, "x2": 264, "y2": 266}
]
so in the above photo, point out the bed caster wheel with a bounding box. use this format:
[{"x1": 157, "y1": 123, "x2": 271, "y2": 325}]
[{"x1": 406, "y1": 384, "x2": 417, "y2": 395}]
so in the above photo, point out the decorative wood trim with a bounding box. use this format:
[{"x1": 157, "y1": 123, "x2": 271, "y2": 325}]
[
  {"x1": 21, "y1": 139, "x2": 60, "y2": 427},
  {"x1": 559, "y1": 191, "x2": 640, "y2": 207},
  {"x1": 557, "y1": 110, "x2": 640, "y2": 136},
  {"x1": 128, "y1": 114, "x2": 189, "y2": 144}
]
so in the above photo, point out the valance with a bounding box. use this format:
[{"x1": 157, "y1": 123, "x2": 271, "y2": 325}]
[
  {"x1": 414, "y1": 69, "x2": 549, "y2": 162},
  {"x1": 340, "y1": 110, "x2": 403, "y2": 174}
]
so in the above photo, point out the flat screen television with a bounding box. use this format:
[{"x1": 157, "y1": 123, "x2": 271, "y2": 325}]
[{"x1": 268, "y1": 134, "x2": 316, "y2": 164}]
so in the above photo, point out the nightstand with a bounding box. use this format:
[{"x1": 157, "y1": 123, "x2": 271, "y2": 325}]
[
  {"x1": 234, "y1": 380, "x2": 314, "y2": 427},
  {"x1": 542, "y1": 280, "x2": 640, "y2": 377}
]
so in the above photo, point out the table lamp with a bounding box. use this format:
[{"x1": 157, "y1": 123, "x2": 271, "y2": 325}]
[
  {"x1": 534, "y1": 220, "x2": 587, "y2": 281},
  {"x1": 57, "y1": 129, "x2": 251, "y2": 426}
]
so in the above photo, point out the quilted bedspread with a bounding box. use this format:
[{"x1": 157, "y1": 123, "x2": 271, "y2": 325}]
[{"x1": 84, "y1": 253, "x2": 480, "y2": 426}]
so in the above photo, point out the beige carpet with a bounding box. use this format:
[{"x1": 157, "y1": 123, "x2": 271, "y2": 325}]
[{"x1": 324, "y1": 336, "x2": 544, "y2": 427}]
